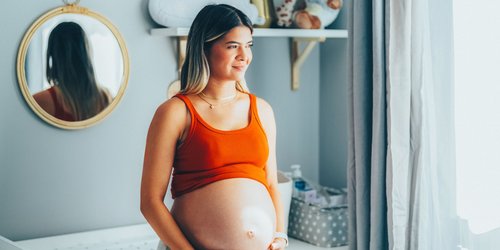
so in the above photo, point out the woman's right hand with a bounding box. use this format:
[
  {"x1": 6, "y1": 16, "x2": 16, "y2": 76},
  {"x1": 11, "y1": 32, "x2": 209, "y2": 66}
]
[{"x1": 268, "y1": 237, "x2": 287, "y2": 250}]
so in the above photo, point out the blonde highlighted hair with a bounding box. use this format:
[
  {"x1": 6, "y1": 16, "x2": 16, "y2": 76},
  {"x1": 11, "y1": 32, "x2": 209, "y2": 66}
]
[{"x1": 180, "y1": 4, "x2": 253, "y2": 94}]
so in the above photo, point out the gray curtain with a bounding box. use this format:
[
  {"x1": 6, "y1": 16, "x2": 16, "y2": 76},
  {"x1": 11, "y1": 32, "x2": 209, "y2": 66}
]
[{"x1": 347, "y1": 0, "x2": 388, "y2": 249}]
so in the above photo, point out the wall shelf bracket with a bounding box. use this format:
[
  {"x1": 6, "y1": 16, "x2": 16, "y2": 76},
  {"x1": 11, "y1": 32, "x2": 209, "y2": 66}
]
[
  {"x1": 291, "y1": 37, "x2": 326, "y2": 91},
  {"x1": 166, "y1": 36, "x2": 187, "y2": 98},
  {"x1": 176, "y1": 36, "x2": 187, "y2": 78}
]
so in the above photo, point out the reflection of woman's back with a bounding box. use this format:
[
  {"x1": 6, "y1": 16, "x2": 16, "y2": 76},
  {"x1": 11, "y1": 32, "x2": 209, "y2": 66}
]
[{"x1": 33, "y1": 22, "x2": 111, "y2": 121}]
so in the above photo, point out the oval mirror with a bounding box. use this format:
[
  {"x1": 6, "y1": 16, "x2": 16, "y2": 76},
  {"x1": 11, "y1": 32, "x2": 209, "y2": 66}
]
[{"x1": 17, "y1": 4, "x2": 129, "y2": 129}]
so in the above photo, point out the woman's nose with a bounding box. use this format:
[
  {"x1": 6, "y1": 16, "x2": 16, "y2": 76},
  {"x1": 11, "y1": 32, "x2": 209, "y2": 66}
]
[{"x1": 237, "y1": 48, "x2": 248, "y2": 61}]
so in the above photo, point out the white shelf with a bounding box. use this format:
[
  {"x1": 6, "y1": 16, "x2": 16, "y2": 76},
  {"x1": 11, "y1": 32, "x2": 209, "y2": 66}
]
[{"x1": 150, "y1": 27, "x2": 348, "y2": 39}]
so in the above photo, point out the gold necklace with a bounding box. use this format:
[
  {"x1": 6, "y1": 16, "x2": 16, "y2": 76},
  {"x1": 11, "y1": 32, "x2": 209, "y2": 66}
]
[
  {"x1": 200, "y1": 91, "x2": 237, "y2": 101},
  {"x1": 198, "y1": 92, "x2": 238, "y2": 109}
]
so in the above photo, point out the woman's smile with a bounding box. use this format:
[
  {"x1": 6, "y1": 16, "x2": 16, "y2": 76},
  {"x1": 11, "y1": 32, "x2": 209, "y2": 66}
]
[{"x1": 232, "y1": 65, "x2": 247, "y2": 71}]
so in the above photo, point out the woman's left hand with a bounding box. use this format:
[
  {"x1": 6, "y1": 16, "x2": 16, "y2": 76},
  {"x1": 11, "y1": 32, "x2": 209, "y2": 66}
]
[{"x1": 268, "y1": 237, "x2": 287, "y2": 250}]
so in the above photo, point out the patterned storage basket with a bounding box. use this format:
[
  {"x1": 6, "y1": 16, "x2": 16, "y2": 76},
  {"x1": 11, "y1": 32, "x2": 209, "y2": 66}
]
[{"x1": 287, "y1": 196, "x2": 348, "y2": 247}]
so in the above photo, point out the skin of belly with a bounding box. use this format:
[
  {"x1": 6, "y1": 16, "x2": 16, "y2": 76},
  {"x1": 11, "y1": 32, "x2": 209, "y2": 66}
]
[{"x1": 170, "y1": 178, "x2": 277, "y2": 250}]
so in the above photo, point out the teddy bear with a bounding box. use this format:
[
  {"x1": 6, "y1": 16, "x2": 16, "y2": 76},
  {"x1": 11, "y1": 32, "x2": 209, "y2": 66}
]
[
  {"x1": 274, "y1": 0, "x2": 298, "y2": 27},
  {"x1": 292, "y1": 0, "x2": 342, "y2": 29}
]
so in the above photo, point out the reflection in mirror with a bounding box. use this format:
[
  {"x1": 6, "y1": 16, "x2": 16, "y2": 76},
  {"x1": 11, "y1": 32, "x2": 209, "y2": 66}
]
[
  {"x1": 27, "y1": 14, "x2": 122, "y2": 121},
  {"x1": 17, "y1": 5, "x2": 129, "y2": 129}
]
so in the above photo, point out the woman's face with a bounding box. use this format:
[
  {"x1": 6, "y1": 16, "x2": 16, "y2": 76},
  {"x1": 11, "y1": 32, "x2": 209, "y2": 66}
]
[{"x1": 207, "y1": 25, "x2": 253, "y2": 82}]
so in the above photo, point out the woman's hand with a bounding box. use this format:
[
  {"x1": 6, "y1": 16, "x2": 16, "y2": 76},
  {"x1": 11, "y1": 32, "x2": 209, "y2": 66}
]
[{"x1": 268, "y1": 237, "x2": 287, "y2": 250}]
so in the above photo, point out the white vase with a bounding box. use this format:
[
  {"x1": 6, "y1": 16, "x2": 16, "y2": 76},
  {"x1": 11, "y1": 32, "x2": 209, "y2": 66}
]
[
  {"x1": 277, "y1": 170, "x2": 293, "y2": 232},
  {"x1": 148, "y1": 0, "x2": 261, "y2": 28}
]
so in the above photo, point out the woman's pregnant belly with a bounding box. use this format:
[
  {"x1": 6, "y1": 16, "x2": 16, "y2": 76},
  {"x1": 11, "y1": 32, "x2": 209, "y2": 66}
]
[{"x1": 170, "y1": 178, "x2": 276, "y2": 250}]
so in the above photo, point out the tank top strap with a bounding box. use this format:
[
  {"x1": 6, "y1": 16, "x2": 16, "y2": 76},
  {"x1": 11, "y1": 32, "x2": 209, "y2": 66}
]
[
  {"x1": 174, "y1": 94, "x2": 194, "y2": 110},
  {"x1": 248, "y1": 93, "x2": 266, "y2": 132},
  {"x1": 248, "y1": 93, "x2": 256, "y2": 113},
  {"x1": 173, "y1": 94, "x2": 196, "y2": 122}
]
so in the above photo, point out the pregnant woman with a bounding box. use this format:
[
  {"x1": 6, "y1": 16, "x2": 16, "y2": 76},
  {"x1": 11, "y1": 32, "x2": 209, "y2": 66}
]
[{"x1": 140, "y1": 4, "x2": 288, "y2": 250}]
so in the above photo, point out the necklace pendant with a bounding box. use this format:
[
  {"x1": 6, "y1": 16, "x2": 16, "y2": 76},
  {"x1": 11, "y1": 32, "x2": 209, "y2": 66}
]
[{"x1": 209, "y1": 104, "x2": 214, "y2": 109}]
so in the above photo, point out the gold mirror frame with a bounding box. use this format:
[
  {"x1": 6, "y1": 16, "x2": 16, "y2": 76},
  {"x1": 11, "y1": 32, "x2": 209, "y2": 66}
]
[{"x1": 17, "y1": 4, "x2": 129, "y2": 130}]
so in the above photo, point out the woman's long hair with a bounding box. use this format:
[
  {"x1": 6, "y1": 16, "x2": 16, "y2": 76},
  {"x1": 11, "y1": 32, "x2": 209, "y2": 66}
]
[
  {"x1": 46, "y1": 22, "x2": 109, "y2": 120},
  {"x1": 180, "y1": 4, "x2": 253, "y2": 94}
]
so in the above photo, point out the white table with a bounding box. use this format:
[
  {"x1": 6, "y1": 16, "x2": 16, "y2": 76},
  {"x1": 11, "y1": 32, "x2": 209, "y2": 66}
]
[{"x1": 13, "y1": 223, "x2": 347, "y2": 250}]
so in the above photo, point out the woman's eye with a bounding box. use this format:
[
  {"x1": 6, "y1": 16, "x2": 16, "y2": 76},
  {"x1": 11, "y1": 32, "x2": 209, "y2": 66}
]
[{"x1": 228, "y1": 45, "x2": 238, "y2": 49}]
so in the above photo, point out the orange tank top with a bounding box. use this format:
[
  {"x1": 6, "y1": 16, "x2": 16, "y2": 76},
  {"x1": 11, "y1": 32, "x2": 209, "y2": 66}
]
[{"x1": 171, "y1": 93, "x2": 270, "y2": 199}]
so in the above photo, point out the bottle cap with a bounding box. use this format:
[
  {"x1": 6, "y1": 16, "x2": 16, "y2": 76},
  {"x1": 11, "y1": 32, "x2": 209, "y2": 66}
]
[{"x1": 290, "y1": 164, "x2": 302, "y2": 178}]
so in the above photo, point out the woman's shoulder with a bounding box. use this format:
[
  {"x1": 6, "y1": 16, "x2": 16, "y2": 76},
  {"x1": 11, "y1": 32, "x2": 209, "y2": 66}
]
[
  {"x1": 252, "y1": 95, "x2": 276, "y2": 135},
  {"x1": 254, "y1": 95, "x2": 274, "y2": 116},
  {"x1": 33, "y1": 87, "x2": 52, "y2": 101},
  {"x1": 155, "y1": 95, "x2": 188, "y2": 118},
  {"x1": 149, "y1": 95, "x2": 190, "y2": 134},
  {"x1": 33, "y1": 87, "x2": 55, "y2": 113},
  {"x1": 253, "y1": 95, "x2": 275, "y2": 130}
]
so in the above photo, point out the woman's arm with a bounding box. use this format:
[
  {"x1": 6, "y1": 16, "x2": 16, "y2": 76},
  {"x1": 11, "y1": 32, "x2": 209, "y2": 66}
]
[
  {"x1": 257, "y1": 98, "x2": 287, "y2": 249},
  {"x1": 140, "y1": 98, "x2": 194, "y2": 250}
]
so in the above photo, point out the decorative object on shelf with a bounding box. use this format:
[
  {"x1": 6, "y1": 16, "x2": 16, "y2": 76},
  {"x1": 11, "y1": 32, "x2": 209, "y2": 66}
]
[
  {"x1": 16, "y1": 0, "x2": 129, "y2": 129},
  {"x1": 293, "y1": 0, "x2": 343, "y2": 29},
  {"x1": 148, "y1": 0, "x2": 264, "y2": 27},
  {"x1": 273, "y1": 0, "x2": 297, "y2": 27},
  {"x1": 251, "y1": 0, "x2": 276, "y2": 28}
]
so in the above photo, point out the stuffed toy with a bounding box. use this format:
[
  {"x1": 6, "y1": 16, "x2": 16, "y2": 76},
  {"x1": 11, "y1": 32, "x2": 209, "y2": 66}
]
[
  {"x1": 292, "y1": 0, "x2": 342, "y2": 29},
  {"x1": 274, "y1": 0, "x2": 298, "y2": 27},
  {"x1": 148, "y1": 0, "x2": 262, "y2": 27}
]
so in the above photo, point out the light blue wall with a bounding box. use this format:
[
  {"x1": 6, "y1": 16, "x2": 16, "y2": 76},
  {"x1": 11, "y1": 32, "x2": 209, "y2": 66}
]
[
  {"x1": 248, "y1": 37, "x2": 320, "y2": 182},
  {"x1": 320, "y1": 3, "x2": 349, "y2": 189},
  {"x1": 1, "y1": 0, "x2": 176, "y2": 241},
  {"x1": 0, "y1": 0, "x2": 348, "y2": 241}
]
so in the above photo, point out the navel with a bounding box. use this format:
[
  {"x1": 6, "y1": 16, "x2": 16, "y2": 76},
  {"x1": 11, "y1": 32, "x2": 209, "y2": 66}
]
[{"x1": 246, "y1": 229, "x2": 255, "y2": 239}]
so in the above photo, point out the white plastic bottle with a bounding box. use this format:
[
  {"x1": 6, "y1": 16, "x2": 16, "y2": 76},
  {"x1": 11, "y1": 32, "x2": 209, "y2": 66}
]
[
  {"x1": 291, "y1": 164, "x2": 305, "y2": 190},
  {"x1": 290, "y1": 164, "x2": 316, "y2": 202}
]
